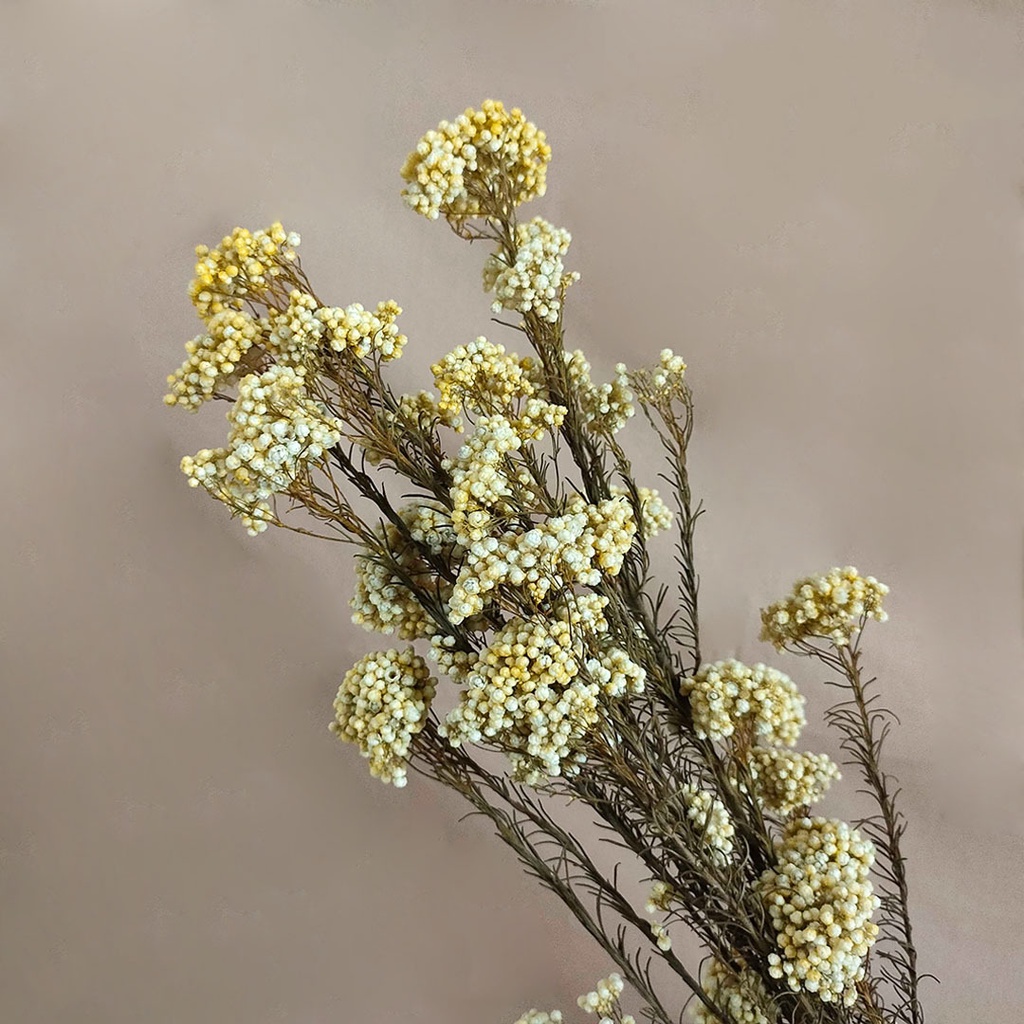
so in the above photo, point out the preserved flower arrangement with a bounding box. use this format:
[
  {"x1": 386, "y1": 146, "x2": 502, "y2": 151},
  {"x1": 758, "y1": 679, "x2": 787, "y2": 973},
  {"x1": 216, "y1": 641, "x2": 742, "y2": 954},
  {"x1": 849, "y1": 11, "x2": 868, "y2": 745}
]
[{"x1": 163, "y1": 100, "x2": 928, "y2": 1024}]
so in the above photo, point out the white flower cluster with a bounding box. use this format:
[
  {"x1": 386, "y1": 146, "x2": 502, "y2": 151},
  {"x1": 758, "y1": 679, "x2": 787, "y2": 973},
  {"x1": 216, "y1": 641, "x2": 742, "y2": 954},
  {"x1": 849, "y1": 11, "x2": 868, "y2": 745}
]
[
  {"x1": 188, "y1": 222, "x2": 300, "y2": 320},
  {"x1": 164, "y1": 309, "x2": 264, "y2": 410},
  {"x1": 681, "y1": 660, "x2": 806, "y2": 748},
  {"x1": 681, "y1": 783, "x2": 736, "y2": 865},
  {"x1": 512, "y1": 1011, "x2": 562, "y2": 1024},
  {"x1": 431, "y1": 336, "x2": 536, "y2": 418},
  {"x1": 350, "y1": 504, "x2": 456, "y2": 641},
  {"x1": 400, "y1": 99, "x2": 550, "y2": 220},
  {"x1": 630, "y1": 349, "x2": 687, "y2": 404},
  {"x1": 269, "y1": 291, "x2": 407, "y2": 366},
  {"x1": 690, "y1": 959, "x2": 775, "y2": 1024},
  {"x1": 609, "y1": 486, "x2": 673, "y2": 538},
  {"x1": 749, "y1": 748, "x2": 841, "y2": 816},
  {"x1": 441, "y1": 595, "x2": 644, "y2": 781},
  {"x1": 483, "y1": 216, "x2": 578, "y2": 323},
  {"x1": 645, "y1": 880, "x2": 675, "y2": 914},
  {"x1": 329, "y1": 648, "x2": 437, "y2": 787},
  {"x1": 760, "y1": 566, "x2": 890, "y2": 650},
  {"x1": 577, "y1": 973, "x2": 624, "y2": 1016},
  {"x1": 180, "y1": 365, "x2": 343, "y2": 535},
  {"x1": 563, "y1": 349, "x2": 635, "y2": 435},
  {"x1": 759, "y1": 817, "x2": 880, "y2": 1005}
]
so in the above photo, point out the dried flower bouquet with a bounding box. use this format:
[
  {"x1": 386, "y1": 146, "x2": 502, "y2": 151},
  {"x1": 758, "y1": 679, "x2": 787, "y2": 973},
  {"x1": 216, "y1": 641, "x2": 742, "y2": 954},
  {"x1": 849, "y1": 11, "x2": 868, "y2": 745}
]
[{"x1": 163, "y1": 100, "x2": 928, "y2": 1024}]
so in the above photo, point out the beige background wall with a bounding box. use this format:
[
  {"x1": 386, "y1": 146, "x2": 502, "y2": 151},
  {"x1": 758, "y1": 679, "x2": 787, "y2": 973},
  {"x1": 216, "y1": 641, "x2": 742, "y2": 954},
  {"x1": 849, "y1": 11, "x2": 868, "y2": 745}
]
[{"x1": 2, "y1": 1, "x2": 1022, "y2": 1020}]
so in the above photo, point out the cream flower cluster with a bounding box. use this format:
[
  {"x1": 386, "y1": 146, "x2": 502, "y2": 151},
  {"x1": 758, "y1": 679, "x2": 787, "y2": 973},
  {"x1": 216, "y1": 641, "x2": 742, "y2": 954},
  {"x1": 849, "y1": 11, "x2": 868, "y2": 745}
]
[
  {"x1": 563, "y1": 349, "x2": 635, "y2": 435},
  {"x1": 649, "y1": 920, "x2": 672, "y2": 952},
  {"x1": 512, "y1": 1011, "x2": 563, "y2": 1024},
  {"x1": 400, "y1": 100, "x2": 550, "y2": 220},
  {"x1": 681, "y1": 783, "x2": 736, "y2": 865},
  {"x1": 609, "y1": 486, "x2": 673, "y2": 538},
  {"x1": 577, "y1": 973, "x2": 624, "y2": 1016},
  {"x1": 351, "y1": 504, "x2": 456, "y2": 641},
  {"x1": 329, "y1": 647, "x2": 437, "y2": 787},
  {"x1": 759, "y1": 817, "x2": 880, "y2": 1005},
  {"x1": 180, "y1": 365, "x2": 342, "y2": 535},
  {"x1": 629, "y1": 349, "x2": 687, "y2": 405},
  {"x1": 164, "y1": 309, "x2": 265, "y2": 410},
  {"x1": 483, "y1": 216, "x2": 578, "y2": 323},
  {"x1": 189, "y1": 222, "x2": 300, "y2": 320},
  {"x1": 441, "y1": 595, "x2": 644, "y2": 781},
  {"x1": 447, "y1": 496, "x2": 637, "y2": 624},
  {"x1": 431, "y1": 336, "x2": 536, "y2": 418},
  {"x1": 760, "y1": 567, "x2": 890, "y2": 650},
  {"x1": 749, "y1": 748, "x2": 841, "y2": 816},
  {"x1": 645, "y1": 880, "x2": 675, "y2": 914},
  {"x1": 269, "y1": 291, "x2": 407, "y2": 366},
  {"x1": 690, "y1": 959, "x2": 775, "y2": 1024},
  {"x1": 681, "y1": 660, "x2": 806, "y2": 748}
]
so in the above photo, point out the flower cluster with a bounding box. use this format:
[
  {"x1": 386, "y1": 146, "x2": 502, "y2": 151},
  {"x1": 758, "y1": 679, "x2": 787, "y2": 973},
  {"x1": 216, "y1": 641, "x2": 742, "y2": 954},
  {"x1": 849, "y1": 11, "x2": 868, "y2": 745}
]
[
  {"x1": 759, "y1": 817, "x2": 880, "y2": 1005},
  {"x1": 610, "y1": 485, "x2": 673, "y2": 538},
  {"x1": 441, "y1": 595, "x2": 644, "y2": 782},
  {"x1": 400, "y1": 99, "x2": 550, "y2": 220},
  {"x1": 681, "y1": 783, "x2": 736, "y2": 865},
  {"x1": 760, "y1": 566, "x2": 890, "y2": 650},
  {"x1": 645, "y1": 880, "x2": 675, "y2": 914},
  {"x1": 448, "y1": 495, "x2": 637, "y2": 623},
  {"x1": 188, "y1": 222, "x2": 300, "y2": 320},
  {"x1": 512, "y1": 1012, "x2": 563, "y2": 1024},
  {"x1": 329, "y1": 648, "x2": 437, "y2": 787},
  {"x1": 749, "y1": 748, "x2": 841, "y2": 817},
  {"x1": 649, "y1": 920, "x2": 673, "y2": 951},
  {"x1": 681, "y1": 660, "x2": 806, "y2": 748},
  {"x1": 563, "y1": 349, "x2": 634, "y2": 435},
  {"x1": 164, "y1": 309, "x2": 265, "y2": 411},
  {"x1": 179, "y1": 365, "x2": 342, "y2": 535},
  {"x1": 483, "y1": 216, "x2": 578, "y2": 323},
  {"x1": 351, "y1": 503, "x2": 456, "y2": 641},
  {"x1": 431, "y1": 336, "x2": 536, "y2": 418},
  {"x1": 269, "y1": 291, "x2": 407, "y2": 366},
  {"x1": 691, "y1": 959, "x2": 775, "y2": 1024},
  {"x1": 629, "y1": 349, "x2": 688, "y2": 405},
  {"x1": 578, "y1": 973, "x2": 626, "y2": 1017}
]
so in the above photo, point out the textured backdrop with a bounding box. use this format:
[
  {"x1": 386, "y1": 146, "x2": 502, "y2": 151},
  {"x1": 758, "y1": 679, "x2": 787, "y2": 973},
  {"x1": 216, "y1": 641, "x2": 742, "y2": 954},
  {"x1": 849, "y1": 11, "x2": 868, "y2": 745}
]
[{"x1": 2, "y1": 1, "x2": 1022, "y2": 1021}]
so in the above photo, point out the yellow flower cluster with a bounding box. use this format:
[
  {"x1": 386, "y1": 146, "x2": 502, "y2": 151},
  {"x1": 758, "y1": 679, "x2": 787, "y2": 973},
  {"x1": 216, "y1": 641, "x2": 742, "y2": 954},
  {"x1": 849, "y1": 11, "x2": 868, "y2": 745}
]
[
  {"x1": 749, "y1": 748, "x2": 841, "y2": 816},
  {"x1": 329, "y1": 648, "x2": 437, "y2": 788},
  {"x1": 690, "y1": 959, "x2": 775, "y2": 1024},
  {"x1": 563, "y1": 349, "x2": 635, "y2": 435},
  {"x1": 189, "y1": 222, "x2": 300, "y2": 320},
  {"x1": 681, "y1": 660, "x2": 806, "y2": 748},
  {"x1": 760, "y1": 817, "x2": 880, "y2": 1005},
  {"x1": 431, "y1": 336, "x2": 536, "y2": 418},
  {"x1": 441, "y1": 595, "x2": 644, "y2": 781},
  {"x1": 268, "y1": 291, "x2": 407, "y2": 367},
  {"x1": 681, "y1": 783, "x2": 736, "y2": 865},
  {"x1": 400, "y1": 100, "x2": 550, "y2": 220},
  {"x1": 483, "y1": 216, "x2": 577, "y2": 323},
  {"x1": 164, "y1": 309, "x2": 265, "y2": 410},
  {"x1": 760, "y1": 567, "x2": 890, "y2": 649},
  {"x1": 180, "y1": 365, "x2": 342, "y2": 535},
  {"x1": 448, "y1": 496, "x2": 636, "y2": 624},
  {"x1": 577, "y1": 973, "x2": 624, "y2": 1016}
]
